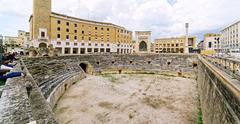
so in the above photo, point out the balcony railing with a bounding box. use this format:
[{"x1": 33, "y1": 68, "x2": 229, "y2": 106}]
[
  {"x1": 38, "y1": 37, "x2": 48, "y2": 42},
  {"x1": 203, "y1": 55, "x2": 240, "y2": 81}
]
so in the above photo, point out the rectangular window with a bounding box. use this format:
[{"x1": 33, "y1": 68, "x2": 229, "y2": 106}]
[
  {"x1": 66, "y1": 22, "x2": 69, "y2": 26},
  {"x1": 41, "y1": 32, "x2": 45, "y2": 38},
  {"x1": 57, "y1": 34, "x2": 61, "y2": 39},
  {"x1": 81, "y1": 43, "x2": 85, "y2": 46},
  {"x1": 87, "y1": 48, "x2": 92, "y2": 53},
  {"x1": 82, "y1": 36, "x2": 84, "y2": 40},
  {"x1": 74, "y1": 43, "x2": 78, "y2": 46},
  {"x1": 74, "y1": 30, "x2": 77, "y2": 33},
  {"x1": 57, "y1": 27, "x2": 61, "y2": 31},
  {"x1": 82, "y1": 31, "x2": 84, "y2": 34},
  {"x1": 89, "y1": 37, "x2": 91, "y2": 41},
  {"x1": 107, "y1": 28, "x2": 109, "y2": 31},
  {"x1": 100, "y1": 48, "x2": 105, "y2": 52},
  {"x1": 95, "y1": 27, "x2": 98, "y2": 30},
  {"x1": 73, "y1": 48, "x2": 78, "y2": 54},
  {"x1": 57, "y1": 42, "x2": 61, "y2": 45},
  {"x1": 106, "y1": 48, "x2": 110, "y2": 52},
  {"x1": 101, "y1": 27, "x2": 104, "y2": 30},
  {"x1": 66, "y1": 42, "x2": 70, "y2": 46},
  {"x1": 80, "y1": 48, "x2": 85, "y2": 54},
  {"x1": 66, "y1": 29, "x2": 69, "y2": 32},
  {"x1": 74, "y1": 36, "x2": 77, "y2": 40},
  {"x1": 66, "y1": 35, "x2": 69, "y2": 40},
  {"x1": 74, "y1": 24, "x2": 78, "y2": 27}
]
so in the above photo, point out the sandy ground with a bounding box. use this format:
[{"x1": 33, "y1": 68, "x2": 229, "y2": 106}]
[{"x1": 54, "y1": 74, "x2": 198, "y2": 124}]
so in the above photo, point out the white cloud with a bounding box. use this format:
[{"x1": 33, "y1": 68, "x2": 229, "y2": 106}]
[{"x1": 0, "y1": 0, "x2": 240, "y2": 41}]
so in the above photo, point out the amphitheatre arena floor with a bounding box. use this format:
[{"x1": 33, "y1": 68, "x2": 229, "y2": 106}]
[{"x1": 54, "y1": 73, "x2": 198, "y2": 124}]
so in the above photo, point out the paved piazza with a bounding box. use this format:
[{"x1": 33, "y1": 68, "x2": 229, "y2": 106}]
[{"x1": 54, "y1": 74, "x2": 198, "y2": 124}]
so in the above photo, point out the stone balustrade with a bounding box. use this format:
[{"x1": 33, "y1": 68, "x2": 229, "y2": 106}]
[
  {"x1": 203, "y1": 55, "x2": 240, "y2": 80},
  {"x1": 198, "y1": 55, "x2": 240, "y2": 124}
]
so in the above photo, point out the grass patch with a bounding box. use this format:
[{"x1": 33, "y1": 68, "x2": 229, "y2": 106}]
[
  {"x1": 142, "y1": 96, "x2": 167, "y2": 109},
  {"x1": 101, "y1": 74, "x2": 119, "y2": 84},
  {"x1": 197, "y1": 96, "x2": 203, "y2": 124}
]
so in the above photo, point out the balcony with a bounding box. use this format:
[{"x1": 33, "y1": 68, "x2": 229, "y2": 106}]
[{"x1": 38, "y1": 37, "x2": 49, "y2": 42}]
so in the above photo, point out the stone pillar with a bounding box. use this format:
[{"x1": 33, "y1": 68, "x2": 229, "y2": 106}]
[
  {"x1": 70, "y1": 48, "x2": 73, "y2": 55},
  {"x1": 62, "y1": 47, "x2": 65, "y2": 55}
]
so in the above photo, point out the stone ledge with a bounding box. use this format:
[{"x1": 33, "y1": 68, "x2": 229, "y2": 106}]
[{"x1": 47, "y1": 72, "x2": 86, "y2": 108}]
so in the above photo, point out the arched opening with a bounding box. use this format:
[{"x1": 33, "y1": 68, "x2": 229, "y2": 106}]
[
  {"x1": 39, "y1": 43, "x2": 47, "y2": 48},
  {"x1": 139, "y1": 41, "x2": 147, "y2": 51},
  {"x1": 148, "y1": 61, "x2": 151, "y2": 64},
  {"x1": 64, "y1": 84, "x2": 68, "y2": 91},
  {"x1": 193, "y1": 62, "x2": 198, "y2": 68},
  {"x1": 80, "y1": 63, "x2": 87, "y2": 73}
]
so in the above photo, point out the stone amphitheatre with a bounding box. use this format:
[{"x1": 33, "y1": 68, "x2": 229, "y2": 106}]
[{"x1": 0, "y1": 54, "x2": 239, "y2": 124}]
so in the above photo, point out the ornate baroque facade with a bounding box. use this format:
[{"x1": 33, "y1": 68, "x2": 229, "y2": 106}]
[
  {"x1": 134, "y1": 31, "x2": 152, "y2": 53},
  {"x1": 29, "y1": 0, "x2": 133, "y2": 55}
]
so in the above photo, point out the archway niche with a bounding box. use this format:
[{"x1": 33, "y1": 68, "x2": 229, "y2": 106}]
[
  {"x1": 139, "y1": 41, "x2": 147, "y2": 51},
  {"x1": 79, "y1": 63, "x2": 88, "y2": 73},
  {"x1": 39, "y1": 43, "x2": 47, "y2": 48}
]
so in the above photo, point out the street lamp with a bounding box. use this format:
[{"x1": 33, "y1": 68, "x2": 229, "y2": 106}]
[{"x1": 215, "y1": 37, "x2": 220, "y2": 57}]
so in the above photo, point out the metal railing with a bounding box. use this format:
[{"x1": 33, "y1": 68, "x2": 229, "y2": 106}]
[{"x1": 202, "y1": 55, "x2": 240, "y2": 81}]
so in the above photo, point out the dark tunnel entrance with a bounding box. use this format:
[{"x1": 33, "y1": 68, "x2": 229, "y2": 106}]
[{"x1": 80, "y1": 63, "x2": 87, "y2": 73}]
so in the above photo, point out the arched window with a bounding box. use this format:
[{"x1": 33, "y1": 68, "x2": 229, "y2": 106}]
[
  {"x1": 139, "y1": 41, "x2": 147, "y2": 51},
  {"x1": 39, "y1": 43, "x2": 47, "y2": 48}
]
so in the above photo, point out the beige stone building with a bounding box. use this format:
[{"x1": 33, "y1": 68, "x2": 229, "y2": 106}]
[
  {"x1": 154, "y1": 36, "x2": 196, "y2": 53},
  {"x1": 18, "y1": 30, "x2": 30, "y2": 49},
  {"x1": 201, "y1": 33, "x2": 221, "y2": 55},
  {"x1": 3, "y1": 36, "x2": 22, "y2": 53},
  {"x1": 29, "y1": 0, "x2": 133, "y2": 55},
  {"x1": 134, "y1": 31, "x2": 152, "y2": 53},
  {"x1": 3, "y1": 30, "x2": 30, "y2": 53}
]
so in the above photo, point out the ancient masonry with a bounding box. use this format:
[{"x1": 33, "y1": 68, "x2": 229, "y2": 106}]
[{"x1": 0, "y1": 54, "x2": 239, "y2": 124}]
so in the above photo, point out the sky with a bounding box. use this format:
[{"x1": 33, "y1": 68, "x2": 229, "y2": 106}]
[{"x1": 0, "y1": 0, "x2": 240, "y2": 42}]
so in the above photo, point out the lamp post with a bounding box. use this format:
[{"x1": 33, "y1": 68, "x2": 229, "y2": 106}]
[
  {"x1": 215, "y1": 37, "x2": 220, "y2": 57},
  {"x1": 185, "y1": 23, "x2": 189, "y2": 54}
]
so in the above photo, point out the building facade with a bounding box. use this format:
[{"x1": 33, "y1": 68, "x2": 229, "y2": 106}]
[
  {"x1": 154, "y1": 36, "x2": 196, "y2": 54},
  {"x1": 29, "y1": 0, "x2": 133, "y2": 55},
  {"x1": 134, "y1": 31, "x2": 152, "y2": 53},
  {"x1": 221, "y1": 21, "x2": 240, "y2": 54},
  {"x1": 201, "y1": 33, "x2": 221, "y2": 55},
  {"x1": 18, "y1": 30, "x2": 31, "y2": 49},
  {"x1": 3, "y1": 36, "x2": 22, "y2": 53},
  {"x1": 2, "y1": 30, "x2": 30, "y2": 54}
]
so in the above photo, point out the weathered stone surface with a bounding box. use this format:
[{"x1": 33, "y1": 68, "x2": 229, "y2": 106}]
[
  {"x1": 1, "y1": 54, "x2": 239, "y2": 123},
  {"x1": 198, "y1": 56, "x2": 240, "y2": 124},
  {"x1": 0, "y1": 64, "x2": 34, "y2": 124}
]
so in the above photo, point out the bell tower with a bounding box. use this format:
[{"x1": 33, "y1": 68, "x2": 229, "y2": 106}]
[{"x1": 32, "y1": 0, "x2": 51, "y2": 41}]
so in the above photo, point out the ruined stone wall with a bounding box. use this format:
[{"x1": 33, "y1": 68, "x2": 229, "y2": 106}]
[
  {"x1": 1, "y1": 54, "x2": 198, "y2": 123},
  {"x1": 23, "y1": 54, "x2": 198, "y2": 98},
  {"x1": 47, "y1": 72, "x2": 86, "y2": 108},
  {"x1": 198, "y1": 56, "x2": 240, "y2": 124},
  {"x1": 0, "y1": 62, "x2": 57, "y2": 124},
  {"x1": 24, "y1": 54, "x2": 198, "y2": 74}
]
